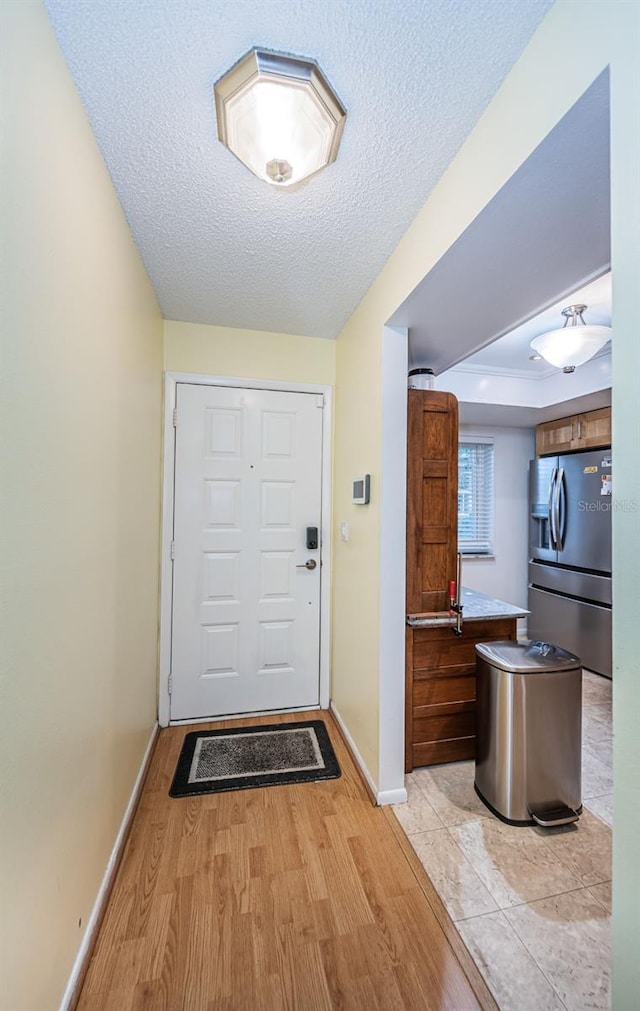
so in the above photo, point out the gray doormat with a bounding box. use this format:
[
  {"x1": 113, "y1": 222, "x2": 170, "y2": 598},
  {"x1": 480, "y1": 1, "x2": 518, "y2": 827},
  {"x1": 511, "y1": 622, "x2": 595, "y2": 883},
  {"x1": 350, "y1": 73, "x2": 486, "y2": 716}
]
[{"x1": 169, "y1": 720, "x2": 341, "y2": 798}]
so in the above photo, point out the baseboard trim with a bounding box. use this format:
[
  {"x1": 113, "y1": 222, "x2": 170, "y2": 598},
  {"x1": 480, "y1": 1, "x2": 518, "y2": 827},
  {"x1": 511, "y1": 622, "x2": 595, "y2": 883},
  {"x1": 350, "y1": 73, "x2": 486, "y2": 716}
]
[
  {"x1": 329, "y1": 704, "x2": 406, "y2": 805},
  {"x1": 329, "y1": 702, "x2": 382, "y2": 805},
  {"x1": 60, "y1": 723, "x2": 160, "y2": 1011},
  {"x1": 377, "y1": 786, "x2": 408, "y2": 805}
]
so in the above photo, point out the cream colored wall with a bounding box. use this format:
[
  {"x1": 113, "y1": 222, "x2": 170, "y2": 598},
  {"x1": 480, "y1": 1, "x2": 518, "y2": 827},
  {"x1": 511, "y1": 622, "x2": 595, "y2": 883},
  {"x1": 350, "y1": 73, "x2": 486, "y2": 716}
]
[
  {"x1": 332, "y1": 2, "x2": 638, "y2": 1000},
  {"x1": 164, "y1": 319, "x2": 335, "y2": 386},
  {"x1": 0, "y1": 4, "x2": 163, "y2": 1009},
  {"x1": 331, "y1": 329, "x2": 383, "y2": 775}
]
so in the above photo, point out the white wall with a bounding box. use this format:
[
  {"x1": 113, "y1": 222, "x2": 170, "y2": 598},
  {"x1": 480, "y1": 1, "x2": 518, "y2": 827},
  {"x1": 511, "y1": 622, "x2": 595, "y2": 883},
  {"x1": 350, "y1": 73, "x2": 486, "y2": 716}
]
[
  {"x1": 459, "y1": 424, "x2": 534, "y2": 631},
  {"x1": 0, "y1": 4, "x2": 163, "y2": 1009}
]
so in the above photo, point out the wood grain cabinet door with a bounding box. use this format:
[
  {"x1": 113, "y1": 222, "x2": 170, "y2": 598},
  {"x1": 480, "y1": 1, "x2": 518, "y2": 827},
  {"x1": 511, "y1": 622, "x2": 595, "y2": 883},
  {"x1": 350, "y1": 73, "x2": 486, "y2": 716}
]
[
  {"x1": 535, "y1": 416, "x2": 577, "y2": 456},
  {"x1": 406, "y1": 390, "x2": 459, "y2": 614},
  {"x1": 576, "y1": 407, "x2": 611, "y2": 449}
]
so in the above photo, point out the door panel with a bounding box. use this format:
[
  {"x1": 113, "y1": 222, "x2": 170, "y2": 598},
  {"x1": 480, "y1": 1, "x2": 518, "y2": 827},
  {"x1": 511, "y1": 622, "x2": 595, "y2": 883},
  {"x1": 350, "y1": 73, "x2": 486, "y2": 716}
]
[
  {"x1": 529, "y1": 456, "x2": 558, "y2": 563},
  {"x1": 558, "y1": 451, "x2": 611, "y2": 572},
  {"x1": 171, "y1": 384, "x2": 323, "y2": 720},
  {"x1": 575, "y1": 408, "x2": 611, "y2": 449},
  {"x1": 529, "y1": 561, "x2": 612, "y2": 606},
  {"x1": 527, "y1": 587, "x2": 611, "y2": 678},
  {"x1": 535, "y1": 416, "x2": 576, "y2": 456}
]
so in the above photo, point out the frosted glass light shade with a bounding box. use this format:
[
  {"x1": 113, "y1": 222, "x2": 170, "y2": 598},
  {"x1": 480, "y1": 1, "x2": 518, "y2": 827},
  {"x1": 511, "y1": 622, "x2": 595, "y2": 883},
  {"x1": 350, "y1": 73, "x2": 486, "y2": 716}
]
[
  {"x1": 530, "y1": 325, "x2": 611, "y2": 369},
  {"x1": 214, "y1": 49, "x2": 346, "y2": 187}
]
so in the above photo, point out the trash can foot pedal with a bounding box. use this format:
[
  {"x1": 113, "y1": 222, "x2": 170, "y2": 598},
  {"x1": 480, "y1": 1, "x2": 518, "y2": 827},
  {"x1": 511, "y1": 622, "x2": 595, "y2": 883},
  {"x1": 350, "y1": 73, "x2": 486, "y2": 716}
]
[{"x1": 529, "y1": 805, "x2": 579, "y2": 827}]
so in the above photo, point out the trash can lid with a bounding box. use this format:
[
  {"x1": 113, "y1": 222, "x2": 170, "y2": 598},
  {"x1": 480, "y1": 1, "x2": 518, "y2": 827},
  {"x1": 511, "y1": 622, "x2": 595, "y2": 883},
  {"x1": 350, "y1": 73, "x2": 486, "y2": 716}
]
[{"x1": 475, "y1": 640, "x2": 581, "y2": 673}]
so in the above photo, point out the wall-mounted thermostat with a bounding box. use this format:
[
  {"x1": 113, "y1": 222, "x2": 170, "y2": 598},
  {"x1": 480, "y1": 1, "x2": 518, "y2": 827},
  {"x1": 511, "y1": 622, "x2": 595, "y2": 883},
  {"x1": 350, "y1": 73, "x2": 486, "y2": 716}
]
[{"x1": 352, "y1": 474, "x2": 370, "y2": 505}]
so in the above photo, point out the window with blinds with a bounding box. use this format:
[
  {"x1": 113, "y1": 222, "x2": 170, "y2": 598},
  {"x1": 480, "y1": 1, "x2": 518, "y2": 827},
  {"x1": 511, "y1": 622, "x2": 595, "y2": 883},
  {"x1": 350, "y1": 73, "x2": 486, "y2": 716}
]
[{"x1": 458, "y1": 439, "x2": 494, "y2": 555}]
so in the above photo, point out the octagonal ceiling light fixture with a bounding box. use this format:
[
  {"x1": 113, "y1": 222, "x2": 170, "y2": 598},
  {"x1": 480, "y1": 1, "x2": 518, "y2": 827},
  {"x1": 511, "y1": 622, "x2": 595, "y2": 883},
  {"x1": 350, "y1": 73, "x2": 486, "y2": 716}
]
[{"x1": 214, "y1": 48, "x2": 346, "y2": 188}]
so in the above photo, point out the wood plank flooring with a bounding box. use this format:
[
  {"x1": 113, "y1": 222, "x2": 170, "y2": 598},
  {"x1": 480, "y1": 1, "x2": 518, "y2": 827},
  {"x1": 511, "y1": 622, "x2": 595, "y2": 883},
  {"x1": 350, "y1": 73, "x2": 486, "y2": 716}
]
[{"x1": 77, "y1": 712, "x2": 494, "y2": 1010}]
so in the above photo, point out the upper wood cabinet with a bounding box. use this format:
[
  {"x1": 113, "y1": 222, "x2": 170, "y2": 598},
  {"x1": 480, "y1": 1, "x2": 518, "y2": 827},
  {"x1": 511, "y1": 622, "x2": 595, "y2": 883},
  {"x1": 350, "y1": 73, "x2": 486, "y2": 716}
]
[
  {"x1": 579, "y1": 407, "x2": 612, "y2": 448},
  {"x1": 535, "y1": 415, "x2": 575, "y2": 456},
  {"x1": 536, "y1": 407, "x2": 611, "y2": 456},
  {"x1": 406, "y1": 390, "x2": 458, "y2": 614}
]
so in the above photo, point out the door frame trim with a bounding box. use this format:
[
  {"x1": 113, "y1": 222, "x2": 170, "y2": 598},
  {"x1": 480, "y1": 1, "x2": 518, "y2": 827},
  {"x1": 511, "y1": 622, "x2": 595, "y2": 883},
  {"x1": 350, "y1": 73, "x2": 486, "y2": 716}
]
[{"x1": 158, "y1": 371, "x2": 333, "y2": 727}]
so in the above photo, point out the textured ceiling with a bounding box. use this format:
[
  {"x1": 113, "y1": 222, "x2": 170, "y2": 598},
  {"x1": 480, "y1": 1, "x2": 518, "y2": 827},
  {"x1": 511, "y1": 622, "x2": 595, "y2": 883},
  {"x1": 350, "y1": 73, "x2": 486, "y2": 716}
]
[{"x1": 43, "y1": 0, "x2": 552, "y2": 338}]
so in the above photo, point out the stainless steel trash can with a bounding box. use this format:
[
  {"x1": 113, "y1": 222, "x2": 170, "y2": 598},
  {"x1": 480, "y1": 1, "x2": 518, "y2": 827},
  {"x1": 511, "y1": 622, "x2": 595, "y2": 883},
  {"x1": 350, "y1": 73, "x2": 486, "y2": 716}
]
[{"x1": 475, "y1": 640, "x2": 582, "y2": 827}]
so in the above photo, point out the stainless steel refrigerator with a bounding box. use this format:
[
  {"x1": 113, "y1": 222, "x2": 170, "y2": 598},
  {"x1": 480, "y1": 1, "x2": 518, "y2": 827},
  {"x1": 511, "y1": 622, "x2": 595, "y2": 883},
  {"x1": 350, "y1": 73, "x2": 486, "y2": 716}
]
[{"x1": 528, "y1": 449, "x2": 612, "y2": 678}]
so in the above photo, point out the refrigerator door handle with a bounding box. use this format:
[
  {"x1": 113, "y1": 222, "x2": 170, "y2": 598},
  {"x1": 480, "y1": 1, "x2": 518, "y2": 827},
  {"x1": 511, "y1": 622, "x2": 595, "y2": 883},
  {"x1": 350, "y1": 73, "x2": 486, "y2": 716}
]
[
  {"x1": 552, "y1": 468, "x2": 563, "y2": 551},
  {"x1": 557, "y1": 468, "x2": 567, "y2": 551},
  {"x1": 548, "y1": 468, "x2": 558, "y2": 549}
]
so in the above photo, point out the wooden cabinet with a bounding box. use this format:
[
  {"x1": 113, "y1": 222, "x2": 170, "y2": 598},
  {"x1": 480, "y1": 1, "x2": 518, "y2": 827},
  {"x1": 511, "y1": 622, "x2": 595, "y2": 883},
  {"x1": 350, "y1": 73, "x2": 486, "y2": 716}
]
[
  {"x1": 536, "y1": 407, "x2": 611, "y2": 456},
  {"x1": 405, "y1": 618, "x2": 517, "y2": 771},
  {"x1": 406, "y1": 390, "x2": 458, "y2": 614},
  {"x1": 579, "y1": 407, "x2": 612, "y2": 448},
  {"x1": 535, "y1": 415, "x2": 576, "y2": 456},
  {"x1": 404, "y1": 388, "x2": 518, "y2": 770}
]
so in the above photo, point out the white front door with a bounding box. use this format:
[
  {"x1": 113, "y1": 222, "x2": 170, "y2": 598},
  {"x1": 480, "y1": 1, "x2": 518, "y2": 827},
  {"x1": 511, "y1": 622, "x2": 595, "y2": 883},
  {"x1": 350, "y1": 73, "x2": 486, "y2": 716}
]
[{"x1": 170, "y1": 383, "x2": 323, "y2": 720}]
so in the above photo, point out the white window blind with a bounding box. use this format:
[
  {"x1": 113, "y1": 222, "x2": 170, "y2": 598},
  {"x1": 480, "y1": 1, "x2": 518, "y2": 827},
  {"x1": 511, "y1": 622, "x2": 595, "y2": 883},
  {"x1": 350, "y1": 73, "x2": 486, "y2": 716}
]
[{"x1": 458, "y1": 438, "x2": 494, "y2": 555}]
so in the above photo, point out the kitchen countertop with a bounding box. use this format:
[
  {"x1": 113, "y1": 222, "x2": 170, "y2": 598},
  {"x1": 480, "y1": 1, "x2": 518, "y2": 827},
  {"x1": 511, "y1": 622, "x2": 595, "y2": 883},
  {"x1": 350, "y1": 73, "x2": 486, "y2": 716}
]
[{"x1": 407, "y1": 587, "x2": 528, "y2": 627}]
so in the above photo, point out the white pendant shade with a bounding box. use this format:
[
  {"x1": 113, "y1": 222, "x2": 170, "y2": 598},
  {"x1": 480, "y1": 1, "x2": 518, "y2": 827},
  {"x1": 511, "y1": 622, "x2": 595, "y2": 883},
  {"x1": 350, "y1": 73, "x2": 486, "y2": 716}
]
[
  {"x1": 529, "y1": 305, "x2": 611, "y2": 371},
  {"x1": 215, "y1": 49, "x2": 346, "y2": 187},
  {"x1": 530, "y1": 325, "x2": 611, "y2": 369}
]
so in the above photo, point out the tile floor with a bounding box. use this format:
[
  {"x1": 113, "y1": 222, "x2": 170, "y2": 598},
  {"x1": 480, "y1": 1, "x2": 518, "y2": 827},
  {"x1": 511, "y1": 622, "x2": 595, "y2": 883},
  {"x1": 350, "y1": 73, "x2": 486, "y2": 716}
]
[{"x1": 394, "y1": 670, "x2": 613, "y2": 1011}]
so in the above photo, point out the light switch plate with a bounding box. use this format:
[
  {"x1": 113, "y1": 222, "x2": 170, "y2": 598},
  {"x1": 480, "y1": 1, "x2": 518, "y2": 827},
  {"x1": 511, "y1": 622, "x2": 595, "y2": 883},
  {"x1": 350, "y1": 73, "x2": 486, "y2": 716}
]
[{"x1": 340, "y1": 521, "x2": 349, "y2": 542}]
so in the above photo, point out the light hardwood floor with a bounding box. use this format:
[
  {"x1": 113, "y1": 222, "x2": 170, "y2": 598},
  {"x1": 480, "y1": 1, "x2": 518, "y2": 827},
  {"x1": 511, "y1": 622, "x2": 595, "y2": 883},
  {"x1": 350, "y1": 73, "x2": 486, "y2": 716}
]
[{"x1": 77, "y1": 711, "x2": 496, "y2": 1010}]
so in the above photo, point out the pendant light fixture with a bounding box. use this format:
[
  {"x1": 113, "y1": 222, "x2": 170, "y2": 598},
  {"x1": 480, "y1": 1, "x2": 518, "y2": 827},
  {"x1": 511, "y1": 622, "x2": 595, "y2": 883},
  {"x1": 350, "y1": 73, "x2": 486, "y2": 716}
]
[
  {"x1": 529, "y1": 304, "x2": 612, "y2": 373},
  {"x1": 214, "y1": 48, "x2": 346, "y2": 188}
]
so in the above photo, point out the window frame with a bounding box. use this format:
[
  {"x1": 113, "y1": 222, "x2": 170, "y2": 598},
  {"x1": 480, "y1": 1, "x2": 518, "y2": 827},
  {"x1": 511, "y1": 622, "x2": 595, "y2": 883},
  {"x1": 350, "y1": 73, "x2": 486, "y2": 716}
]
[{"x1": 457, "y1": 436, "x2": 495, "y2": 557}]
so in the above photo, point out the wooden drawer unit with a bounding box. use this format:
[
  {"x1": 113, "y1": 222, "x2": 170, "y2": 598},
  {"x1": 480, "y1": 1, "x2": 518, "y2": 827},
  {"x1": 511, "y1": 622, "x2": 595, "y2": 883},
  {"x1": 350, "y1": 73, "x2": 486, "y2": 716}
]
[
  {"x1": 413, "y1": 675, "x2": 477, "y2": 709},
  {"x1": 413, "y1": 630, "x2": 485, "y2": 672},
  {"x1": 413, "y1": 737, "x2": 476, "y2": 767},
  {"x1": 405, "y1": 618, "x2": 517, "y2": 771}
]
